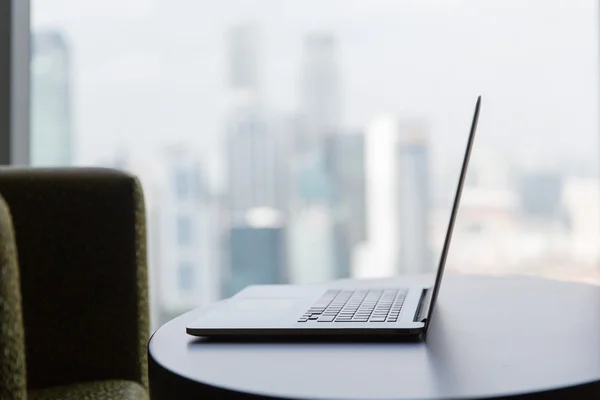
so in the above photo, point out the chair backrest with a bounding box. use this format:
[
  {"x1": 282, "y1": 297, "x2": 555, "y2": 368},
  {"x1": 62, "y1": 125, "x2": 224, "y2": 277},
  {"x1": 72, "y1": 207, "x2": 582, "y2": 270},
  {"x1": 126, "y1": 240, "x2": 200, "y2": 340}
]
[
  {"x1": 0, "y1": 195, "x2": 27, "y2": 400},
  {"x1": 0, "y1": 167, "x2": 149, "y2": 390}
]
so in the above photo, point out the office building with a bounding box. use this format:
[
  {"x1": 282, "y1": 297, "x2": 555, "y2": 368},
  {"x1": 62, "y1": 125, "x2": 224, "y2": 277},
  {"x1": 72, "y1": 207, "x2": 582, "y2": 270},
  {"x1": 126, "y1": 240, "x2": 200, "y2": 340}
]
[
  {"x1": 224, "y1": 25, "x2": 289, "y2": 294},
  {"x1": 154, "y1": 148, "x2": 219, "y2": 323},
  {"x1": 226, "y1": 24, "x2": 261, "y2": 107},
  {"x1": 286, "y1": 146, "x2": 342, "y2": 283},
  {"x1": 294, "y1": 150, "x2": 333, "y2": 206},
  {"x1": 299, "y1": 32, "x2": 341, "y2": 153},
  {"x1": 288, "y1": 205, "x2": 336, "y2": 284},
  {"x1": 289, "y1": 153, "x2": 354, "y2": 281},
  {"x1": 30, "y1": 30, "x2": 72, "y2": 166},
  {"x1": 225, "y1": 23, "x2": 287, "y2": 218},
  {"x1": 304, "y1": 132, "x2": 367, "y2": 280},
  {"x1": 331, "y1": 221, "x2": 352, "y2": 279},
  {"x1": 289, "y1": 136, "x2": 361, "y2": 281},
  {"x1": 397, "y1": 120, "x2": 432, "y2": 274},
  {"x1": 226, "y1": 111, "x2": 285, "y2": 217},
  {"x1": 324, "y1": 132, "x2": 367, "y2": 246},
  {"x1": 359, "y1": 116, "x2": 400, "y2": 277},
  {"x1": 287, "y1": 33, "x2": 345, "y2": 280},
  {"x1": 518, "y1": 170, "x2": 564, "y2": 221},
  {"x1": 224, "y1": 209, "x2": 287, "y2": 297}
]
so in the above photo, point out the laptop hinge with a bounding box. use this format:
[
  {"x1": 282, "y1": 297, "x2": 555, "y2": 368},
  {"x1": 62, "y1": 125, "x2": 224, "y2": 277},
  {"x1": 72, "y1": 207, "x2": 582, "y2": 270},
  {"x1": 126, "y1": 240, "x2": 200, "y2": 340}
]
[{"x1": 414, "y1": 288, "x2": 432, "y2": 323}]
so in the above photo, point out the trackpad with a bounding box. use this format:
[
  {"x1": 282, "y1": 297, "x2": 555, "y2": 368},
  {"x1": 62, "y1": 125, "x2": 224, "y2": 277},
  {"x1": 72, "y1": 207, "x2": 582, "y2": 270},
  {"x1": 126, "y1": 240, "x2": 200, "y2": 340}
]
[
  {"x1": 234, "y1": 298, "x2": 296, "y2": 311},
  {"x1": 196, "y1": 297, "x2": 301, "y2": 326}
]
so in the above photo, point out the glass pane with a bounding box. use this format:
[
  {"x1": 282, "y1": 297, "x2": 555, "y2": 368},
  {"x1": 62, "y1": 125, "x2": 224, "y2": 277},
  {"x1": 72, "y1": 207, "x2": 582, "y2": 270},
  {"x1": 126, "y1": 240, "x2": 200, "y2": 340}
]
[
  {"x1": 31, "y1": 0, "x2": 600, "y2": 331},
  {"x1": 178, "y1": 262, "x2": 195, "y2": 292},
  {"x1": 176, "y1": 215, "x2": 193, "y2": 246}
]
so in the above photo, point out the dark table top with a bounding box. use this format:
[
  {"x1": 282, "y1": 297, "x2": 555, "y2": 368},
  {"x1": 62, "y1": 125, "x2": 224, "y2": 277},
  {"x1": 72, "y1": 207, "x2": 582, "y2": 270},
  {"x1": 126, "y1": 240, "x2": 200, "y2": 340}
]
[{"x1": 149, "y1": 274, "x2": 600, "y2": 399}]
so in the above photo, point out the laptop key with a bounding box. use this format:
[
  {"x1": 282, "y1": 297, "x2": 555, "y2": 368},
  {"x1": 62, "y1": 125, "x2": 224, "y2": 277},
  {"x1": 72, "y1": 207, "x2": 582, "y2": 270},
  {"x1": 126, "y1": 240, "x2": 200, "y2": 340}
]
[
  {"x1": 370, "y1": 317, "x2": 386, "y2": 322},
  {"x1": 317, "y1": 316, "x2": 335, "y2": 322}
]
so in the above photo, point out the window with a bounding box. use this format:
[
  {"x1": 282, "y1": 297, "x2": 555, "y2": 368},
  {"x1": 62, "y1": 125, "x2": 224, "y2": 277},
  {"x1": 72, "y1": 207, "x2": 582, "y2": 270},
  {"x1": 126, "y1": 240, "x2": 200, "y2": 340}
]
[
  {"x1": 176, "y1": 216, "x2": 193, "y2": 246},
  {"x1": 29, "y1": 1, "x2": 600, "y2": 329},
  {"x1": 178, "y1": 262, "x2": 194, "y2": 292},
  {"x1": 174, "y1": 169, "x2": 190, "y2": 200}
]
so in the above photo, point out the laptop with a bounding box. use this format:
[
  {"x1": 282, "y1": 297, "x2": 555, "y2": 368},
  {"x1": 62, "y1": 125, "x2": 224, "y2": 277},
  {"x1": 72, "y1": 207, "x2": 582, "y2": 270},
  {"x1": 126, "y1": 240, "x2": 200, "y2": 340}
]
[{"x1": 186, "y1": 96, "x2": 481, "y2": 338}]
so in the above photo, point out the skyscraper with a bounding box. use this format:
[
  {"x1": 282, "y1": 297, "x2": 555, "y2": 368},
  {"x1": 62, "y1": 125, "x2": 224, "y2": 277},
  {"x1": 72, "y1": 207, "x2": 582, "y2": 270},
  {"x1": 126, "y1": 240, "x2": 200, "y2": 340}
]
[
  {"x1": 325, "y1": 132, "x2": 368, "y2": 246},
  {"x1": 226, "y1": 112, "x2": 283, "y2": 217},
  {"x1": 299, "y1": 32, "x2": 341, "y2": 153},
  {"x1": 225, "y1": 24, "x2": 286, "y2": 217},
  {"x1": 224, "y1": 24, "x2": 288, "y2": 294},
  {"x1": 287, "y1": 151, "x2": 338, "y2": 283},
  {"x1": 359, "y1": 116, "x2": 400, "y2": 278},
  {"x1": 397, "y1": 121, "x2": 432, "y2": 274},
  {"x1": 315, "y1": 132, "x2": 367, "y2": 279},
  {"x1": 294, "y1": 149, "x2": 334, "y2": 206},
  {"x1": 286, "y1": 33, "x2": 344, "y2": 283},
  {"x1": 227, "y1": 24, "x2": 260, "y2": 105},
  {"x1": 288, "y1": 205, "x2": 336, "y2": 284},
  {"x1": 156, "y1": 148, "x2": 219, "y2": 323},
  {"x1": 358, "y1": 117, "x2": 432, "y2": 276},
  {"x1": 225, "y1": 213, "x2": 287, "y2": 297},
  {"x1": 31, "y1": 30, "x2": 72, "y2": 166}
]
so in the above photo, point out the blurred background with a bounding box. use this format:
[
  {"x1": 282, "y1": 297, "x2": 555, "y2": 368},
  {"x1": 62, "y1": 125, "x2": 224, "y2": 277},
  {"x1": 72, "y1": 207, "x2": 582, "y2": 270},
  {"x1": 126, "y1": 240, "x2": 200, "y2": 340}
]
[{"x1": 31, "y1": 0, "x2": 600, "y2": 331}]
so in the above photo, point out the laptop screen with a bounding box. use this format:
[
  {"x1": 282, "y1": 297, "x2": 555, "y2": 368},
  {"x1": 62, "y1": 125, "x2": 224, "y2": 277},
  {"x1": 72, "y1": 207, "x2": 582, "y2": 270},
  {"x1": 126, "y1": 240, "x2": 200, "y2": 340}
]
[{"x1": 423, "y1": 96, "x2": 481, "y2": 325}]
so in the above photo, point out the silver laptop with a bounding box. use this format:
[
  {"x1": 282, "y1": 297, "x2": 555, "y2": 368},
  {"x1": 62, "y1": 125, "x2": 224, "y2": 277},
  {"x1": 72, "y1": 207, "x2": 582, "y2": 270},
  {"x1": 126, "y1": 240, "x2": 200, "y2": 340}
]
[{"x1": 187, "y1": 96, "x2": 481, "y2": 338}]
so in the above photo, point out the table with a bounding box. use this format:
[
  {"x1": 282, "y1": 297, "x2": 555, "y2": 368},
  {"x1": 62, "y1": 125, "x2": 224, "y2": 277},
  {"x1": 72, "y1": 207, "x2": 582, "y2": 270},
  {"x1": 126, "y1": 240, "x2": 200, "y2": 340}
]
[{"x1": 148, "y1": 275, "x2": 600, "y2": 399}]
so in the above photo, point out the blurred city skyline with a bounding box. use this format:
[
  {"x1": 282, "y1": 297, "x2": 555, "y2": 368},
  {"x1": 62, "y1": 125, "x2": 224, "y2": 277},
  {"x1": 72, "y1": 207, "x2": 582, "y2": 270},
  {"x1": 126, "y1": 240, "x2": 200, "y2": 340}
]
[
  {"x1": 32, "y1": 0, "x2": 600, "y2": 190},
  {"x1": 30, "y1": 0, "x2": 600, "y2": 329}
]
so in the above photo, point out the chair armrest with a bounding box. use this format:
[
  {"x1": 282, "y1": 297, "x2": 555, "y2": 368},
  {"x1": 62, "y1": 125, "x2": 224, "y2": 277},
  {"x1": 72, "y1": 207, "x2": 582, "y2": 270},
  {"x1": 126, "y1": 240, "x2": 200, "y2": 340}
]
[{"x1": 0, "y1": 167, "x2": 149, "y2": 391}]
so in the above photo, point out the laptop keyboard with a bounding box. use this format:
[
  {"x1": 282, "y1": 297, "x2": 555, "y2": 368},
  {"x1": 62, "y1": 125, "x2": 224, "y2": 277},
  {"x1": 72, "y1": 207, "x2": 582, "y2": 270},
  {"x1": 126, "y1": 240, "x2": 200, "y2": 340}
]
[{"x1": 297, "y1": 289, "x2": 407, "y2": 323}]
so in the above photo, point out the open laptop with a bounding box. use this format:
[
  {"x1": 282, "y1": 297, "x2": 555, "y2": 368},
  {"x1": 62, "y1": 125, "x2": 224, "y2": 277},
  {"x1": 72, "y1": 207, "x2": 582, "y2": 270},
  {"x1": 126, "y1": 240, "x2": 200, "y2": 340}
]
[{"x1": 187, "y1": 96, "x2": 481, "y2": 338}]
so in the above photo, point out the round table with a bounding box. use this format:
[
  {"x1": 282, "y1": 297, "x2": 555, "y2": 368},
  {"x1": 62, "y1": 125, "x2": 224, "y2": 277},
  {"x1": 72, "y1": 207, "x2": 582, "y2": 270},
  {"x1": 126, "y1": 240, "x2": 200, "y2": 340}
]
[{"x1": 148, "y1": 275, "x2": 600, "y2": 399}]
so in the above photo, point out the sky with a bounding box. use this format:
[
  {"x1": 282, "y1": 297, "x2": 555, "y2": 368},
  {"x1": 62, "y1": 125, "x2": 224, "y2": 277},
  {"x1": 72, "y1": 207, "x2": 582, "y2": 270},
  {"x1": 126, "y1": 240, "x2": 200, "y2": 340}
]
[{"x1": 32, "y1": 0, "x2": 600, "y2": 188}]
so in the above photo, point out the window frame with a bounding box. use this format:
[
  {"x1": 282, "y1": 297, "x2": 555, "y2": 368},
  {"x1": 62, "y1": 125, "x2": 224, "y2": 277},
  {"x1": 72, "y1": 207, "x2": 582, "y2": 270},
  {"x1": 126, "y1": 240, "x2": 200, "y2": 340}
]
[{"x1": 0, "y1": 0, "x2": 30, "y2": 165}]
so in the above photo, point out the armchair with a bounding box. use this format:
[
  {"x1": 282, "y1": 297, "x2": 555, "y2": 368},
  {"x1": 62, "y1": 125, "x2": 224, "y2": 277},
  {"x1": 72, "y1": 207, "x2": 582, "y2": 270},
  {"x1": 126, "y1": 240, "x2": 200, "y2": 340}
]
[{"x1": 0, "y1": 167, "x2": 149, "y2": 400}]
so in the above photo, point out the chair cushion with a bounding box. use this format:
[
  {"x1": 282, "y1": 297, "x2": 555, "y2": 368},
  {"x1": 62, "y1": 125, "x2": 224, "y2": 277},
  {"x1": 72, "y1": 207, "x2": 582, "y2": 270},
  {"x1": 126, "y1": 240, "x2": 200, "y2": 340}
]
[{"x1": 28, "y1": 380, "x2": 147, "y2": 400}]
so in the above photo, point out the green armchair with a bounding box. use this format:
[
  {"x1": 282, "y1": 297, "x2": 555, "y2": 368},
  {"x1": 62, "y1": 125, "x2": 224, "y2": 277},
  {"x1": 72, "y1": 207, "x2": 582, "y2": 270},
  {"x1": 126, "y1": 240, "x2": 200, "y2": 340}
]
[{"x1": 0, "y1": 168, "x2": 149, "y2": 400}]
